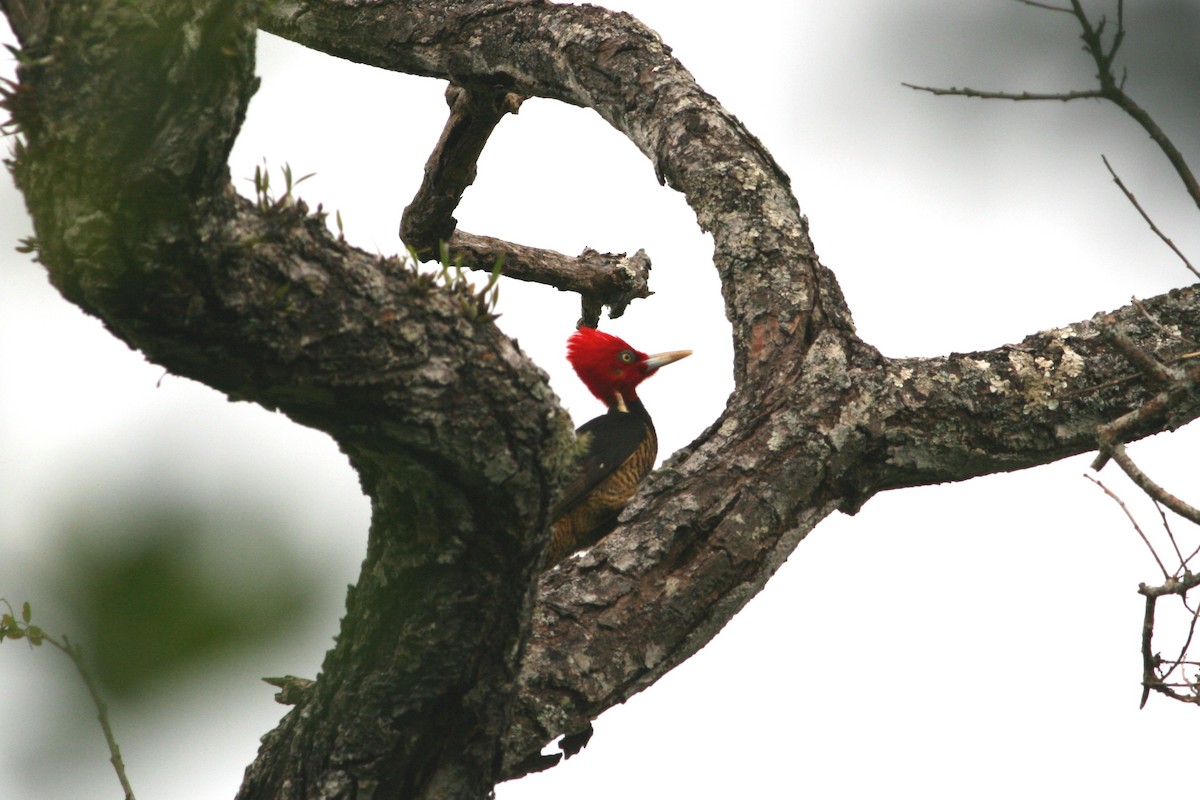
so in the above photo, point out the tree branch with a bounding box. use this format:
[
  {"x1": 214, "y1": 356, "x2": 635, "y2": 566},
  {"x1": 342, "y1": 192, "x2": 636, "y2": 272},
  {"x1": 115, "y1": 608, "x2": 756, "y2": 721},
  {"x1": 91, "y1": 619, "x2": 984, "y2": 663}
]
[
  {"x1": 1068, "y1": 0, "x2": 1200, "y2": 211},
  {"x1": 908, "y1": 0, "x2": 1200, "y2": 211},
  {"x1": 1090, "y1": 318, "x2": 1200, "y2": 471},
  {"x1": 6, "y1": 0, "x2": 1200, "y2": 796},
  {"x1": 445, "y1": 232, "x2": 652, "y2": 326},
  {"x1": 1101, "y1": 155, "x2": 1200, "y2": 280},
  {"x1": 1015, "y1": 0, "x2": 1073, "y2": 14},
  {"x1": 1108, "y1": 444, "x2": 1200, "y2": 526},
  {"x1": 1086, "y1": 475, "x2": 1171, "y2": 580},
  {"x1": 398, "y1": 83, "x2": 650, "y2": 322},
  {"x1": 2, "y1": 3, "x2": 570, "y2": 798},
  {"x1": 401, "y1": 83, "x2": 526, "y2": 253},
  {"x1": 901, "y1": 84, "x2": 1105, "y2": 102},
  {"x1": 258, "y1": 0, "x2": 836, "y2": 383},
  {"x1": 0, "y1": 602, "x2": 137, "y2": 800},
  {"x1": 1085, "y1": 476, "x2": 1200, "y2": 708},
  {"x1": 1137, "y1": 563, "x2": 1200, "y2": 708}
]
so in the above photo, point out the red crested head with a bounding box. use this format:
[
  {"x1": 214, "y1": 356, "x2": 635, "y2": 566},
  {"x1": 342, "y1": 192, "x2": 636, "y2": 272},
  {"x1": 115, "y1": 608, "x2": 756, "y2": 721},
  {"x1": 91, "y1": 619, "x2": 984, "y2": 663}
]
[{"x1": 566, "y1": 326, "x2": 691, "y2": 410}]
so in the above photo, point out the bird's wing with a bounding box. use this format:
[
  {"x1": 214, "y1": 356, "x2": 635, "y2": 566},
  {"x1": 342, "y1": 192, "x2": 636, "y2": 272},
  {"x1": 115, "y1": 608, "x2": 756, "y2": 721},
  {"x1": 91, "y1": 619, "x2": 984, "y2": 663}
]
[{"x1": 548, "y1": 410, "x2": 651, "y2": 521}]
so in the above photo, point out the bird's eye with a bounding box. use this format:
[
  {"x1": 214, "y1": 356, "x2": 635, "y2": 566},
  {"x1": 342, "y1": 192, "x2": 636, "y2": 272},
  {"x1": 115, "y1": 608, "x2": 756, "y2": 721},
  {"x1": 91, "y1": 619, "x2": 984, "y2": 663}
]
[{"x1": 618, "y1": 350, "x2": 636, "y2": 363}]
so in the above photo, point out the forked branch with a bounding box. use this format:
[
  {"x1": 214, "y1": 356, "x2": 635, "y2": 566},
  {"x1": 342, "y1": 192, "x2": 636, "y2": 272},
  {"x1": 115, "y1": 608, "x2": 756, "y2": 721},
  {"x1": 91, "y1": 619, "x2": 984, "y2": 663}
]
[
  {"x1": 400, "y1": 83, "x2": 652, "y2": 324},
  {"x1": 1092, "y1": 321, "x2": 1199, "y2": 470},
  {"x1": 1089, "y1": 315, "x2": 1200, "y2": 709},
  {"x1": 913, "y1": 0, "x2": 1200, "y2": 713},
  {"x1": 1087, "y1": 475, "x2": 1200, "y2": 708},
  {"x1": 906, "y1": 0, "x2": 1200, "y2": 211}
]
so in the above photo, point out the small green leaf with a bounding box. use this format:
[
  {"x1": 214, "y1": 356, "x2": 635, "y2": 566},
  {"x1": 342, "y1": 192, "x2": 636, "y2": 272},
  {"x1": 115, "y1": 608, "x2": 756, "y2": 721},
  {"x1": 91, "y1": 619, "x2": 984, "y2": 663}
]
[{"x1": 21, "y1": 601, "x2": 30, "y2": 623}]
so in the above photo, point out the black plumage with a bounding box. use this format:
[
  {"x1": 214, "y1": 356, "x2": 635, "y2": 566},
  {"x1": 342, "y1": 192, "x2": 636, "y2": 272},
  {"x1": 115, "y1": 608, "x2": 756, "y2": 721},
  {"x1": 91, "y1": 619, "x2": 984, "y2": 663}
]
[
  {"x1": 542, "y1": 398, "x2": 657, "y2": 567},
  {"x1": 541, "y1": 326, "x2": 690, "y2": 568}
]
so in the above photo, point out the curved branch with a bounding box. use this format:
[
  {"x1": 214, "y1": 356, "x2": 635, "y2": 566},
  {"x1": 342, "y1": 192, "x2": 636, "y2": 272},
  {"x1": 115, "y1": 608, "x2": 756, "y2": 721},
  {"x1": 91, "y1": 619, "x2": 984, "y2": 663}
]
[
  {"x1": 258, "y1": 0, "x2": 1200, "y2": 780},
  {"x1": 2, "y1": 2, "x2": 570, "y2": 797},
  {"x1": 1109, "y1": 443, "x2": 1200, "y2": 526},
  {"x1": 868, "y1": 288, "x2": 1200, "y2": 494},
  {"x1": 259, "y1": 0, "x2": 850, "y2": 379},
  {"x1": 7, "y1": 0, "x2": 1200, "y2": 795},
  {"x1": 401, "y1": 83, "x2": 526, "y2": 253}
]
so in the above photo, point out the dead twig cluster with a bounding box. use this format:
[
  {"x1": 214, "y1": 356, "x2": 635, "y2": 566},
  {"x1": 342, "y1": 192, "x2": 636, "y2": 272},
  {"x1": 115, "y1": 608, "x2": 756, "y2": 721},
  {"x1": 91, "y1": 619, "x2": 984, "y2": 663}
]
[
  {"x1": 906, "y1": 0, "x2": 1200, "y2": 281},
  {"x1": 1089, "y1": 317, "x2": 1200, "y2": 708},
  {"x1": 1088, "y1": 467, "x2": 1200, "y2": 708},
  {"x1": 911, "y1": 0, "x2": 1200, "y2": 710}
]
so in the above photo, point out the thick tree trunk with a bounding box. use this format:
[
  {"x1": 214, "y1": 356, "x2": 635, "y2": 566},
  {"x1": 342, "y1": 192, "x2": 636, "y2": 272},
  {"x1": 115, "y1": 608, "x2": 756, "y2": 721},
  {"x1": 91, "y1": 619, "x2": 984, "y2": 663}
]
[
  {"x1": 0, "y1": 2, "x2": 568, "y2": 797},
  {"x1": 1, "y1": 1, "x2": 1197, "y2": 798}
]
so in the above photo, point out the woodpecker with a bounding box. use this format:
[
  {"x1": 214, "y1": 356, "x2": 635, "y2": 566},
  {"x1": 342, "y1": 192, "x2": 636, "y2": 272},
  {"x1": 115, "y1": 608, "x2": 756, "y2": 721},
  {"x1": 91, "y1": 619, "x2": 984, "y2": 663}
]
[{"x1": 543, "y1": 326, "x2": 691, "y2": 567}]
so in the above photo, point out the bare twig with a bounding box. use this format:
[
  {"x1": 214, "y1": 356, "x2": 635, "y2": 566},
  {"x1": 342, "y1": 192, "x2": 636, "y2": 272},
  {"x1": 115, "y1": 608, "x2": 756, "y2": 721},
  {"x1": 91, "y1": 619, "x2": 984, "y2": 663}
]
[
  {"x1": 1138, "y1": 592, "x2": 1158, "y2": 707},
  {"x1": 1131, "y1": 297, "x2": 1200, "y2": 346},
  {"x1": 1067, "y1": 0, "x2": 1200, "y2": 210},
  {"x1": 1107, "y1": 443, "x2": 1200, "y2": 526},
  {"x1": 1091, "y1": 385, "x2": 1174, "y2": 470},
  {"x1": 1089, "y1": 452, "x2": 1200, "y2": 709},
  {"x1": 1136, "y1": 576, "x2": 1200, "y2": 707},
  {"x1": 1014, "y1": 0, "x2": 1073, "y2": 14},
  {"x1": 1086, "y1": 474, "x2": 1170, "y2": 579},
  {"x1": 1082, "y1": 485, "x2": 1200, "y2": 708},
  {"x1": 1099, "y1": 322, "x2": 1176, "y2": 387},
  {"x1": 0, "y1": 601, "x2": 136, "y2": 799},
  {"x1": 909, "y1": 0, "x2": 1200, "y2": 212},
  {"x1": 1102, "y1": 157, "x2": 1200, "y2": 280},
  {"x1": 1099, "y1": 91, "x2": 1199, "y2": 212},
  {"x1": 1160, "y1": 594, "x2": 1200, "y2": 692},
  {"x1": 1154, "y1": 502, "x2": 1188, "y2": 570},
  {"x1": 1140, "y1": 573, "x2": 1200, "y2": 599},
  {"x1": 901, "y1": 84, "x2": 1103, "y2": 103},
  {"x1": 58, "y1": 635, "x2": 137, "y2": 800},
  {"x1": 1070, "y1": 0, "x2": 1125, "y2": 88}
]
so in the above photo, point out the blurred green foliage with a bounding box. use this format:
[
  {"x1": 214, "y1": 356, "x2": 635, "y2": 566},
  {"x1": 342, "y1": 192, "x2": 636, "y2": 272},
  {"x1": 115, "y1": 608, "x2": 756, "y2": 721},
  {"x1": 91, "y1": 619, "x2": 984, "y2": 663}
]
[{"x1": 46, "y1": 501, "x2": 318, "y2": 697}]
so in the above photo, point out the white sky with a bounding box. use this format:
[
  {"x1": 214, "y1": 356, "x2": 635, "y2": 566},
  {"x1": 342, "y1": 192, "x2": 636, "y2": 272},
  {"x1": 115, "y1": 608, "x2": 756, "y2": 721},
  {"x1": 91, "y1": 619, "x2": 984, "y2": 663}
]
[{"x1": 2, "y1": 2, "x2": 1198, "y2": 798}]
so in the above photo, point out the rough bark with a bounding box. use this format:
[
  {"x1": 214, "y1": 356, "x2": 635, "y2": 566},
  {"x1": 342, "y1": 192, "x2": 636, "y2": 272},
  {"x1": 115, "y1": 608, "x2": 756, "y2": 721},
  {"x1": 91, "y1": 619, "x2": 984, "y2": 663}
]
[
  {"x1": 1, "y1": 0, "x2": 1197, "y2": 798},
  {"x1": 399, "y1": 84, "x2": 652, "y2": 324},
  {"x1": 1, "y1": 2, "x2": 571, "y2": 797}
]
